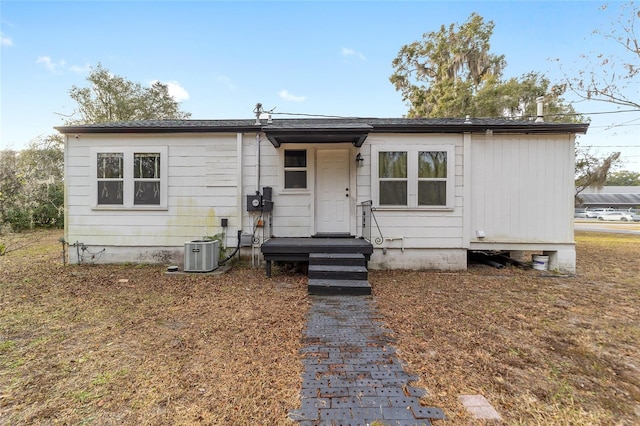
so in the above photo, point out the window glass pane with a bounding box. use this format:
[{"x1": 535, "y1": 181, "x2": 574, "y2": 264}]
[
  {"x1": 379, "y1": 181, "x2": 407, "y2": 205},
  {"x1": 97, "y1": 153, "x2": 123, "y2": 178},
  {"x1": 98, "y1": 181, "x2": 123, "y2": 205},
  {"x1": 134, "y1": 153, "x2": 160, "y2": 179},
  {"x1": 418, "y1": 181, "x2": 446, "y2": 205},
  {"x1": 284, "y1": 150, "x2": 306, "y2": 168},
  {"x1": 134, "y1": 181, "x2": 161, "y2": 205},
  {"x1": 379, "y1": 152, "x2": 407, "y2": 178},
  {"x1": 285, "y1": 170, "x2": 307, "y2": 189},
  {"x1": 418, "y1": 151, "x2": 447, "y2": 178}
]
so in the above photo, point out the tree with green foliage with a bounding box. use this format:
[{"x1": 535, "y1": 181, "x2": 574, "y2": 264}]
[
  {"x1": 67, "y1": 63, "x2": 191, "y2": 124},
  {"x1": 0, "y1": 149, "x2": 24, "y2": 231},
  {"x1": 390, "y1": 13, "x2": 579, "y2": 122},
  {"x1": 606, "y1": 170, "x2": 640, "y2": 186},
  {"x1": 18, "y1": 135, "x2": 65, "y2": 229},
  {"x1": 0, "y1": 135, "x2": 65, "y2": 232}
]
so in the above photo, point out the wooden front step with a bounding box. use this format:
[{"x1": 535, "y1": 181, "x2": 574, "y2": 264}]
[
  {"x1": 308, "y1": 252, "x2": 366, "y2": 267},
  {"x1": 308, "y1": 278, "x2": 372, "y2": 295},
  {"x1": 308, "y1": 252, "x2": 371, "y2": 295},
  {"x1": 261, "y1": 237, "x2": 372, "y2": 278},
  {"x1": 308, "y1": 264, "x2": 368, "y2": 281}
]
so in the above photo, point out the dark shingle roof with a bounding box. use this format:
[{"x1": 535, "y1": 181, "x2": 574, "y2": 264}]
[{"x1": 55, "y1": 117, "x2": 589, "y2": 135}]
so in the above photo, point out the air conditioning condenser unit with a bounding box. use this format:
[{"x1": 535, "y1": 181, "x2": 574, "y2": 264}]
[{"x1": 184, "y1": 240, "x2": 219, "y2": 272}]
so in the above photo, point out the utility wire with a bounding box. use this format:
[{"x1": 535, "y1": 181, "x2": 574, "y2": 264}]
[
  {"x1": 269, "y1": 108, "x2": 640, "y2": 121},
  {"x1": 270, "y1": 111, "x2": 361, "y2": 119}
]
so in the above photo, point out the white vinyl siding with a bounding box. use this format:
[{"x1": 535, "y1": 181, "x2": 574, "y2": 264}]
[{"x1": 67, "y1": 134, "x2": 241, "y2": 250}]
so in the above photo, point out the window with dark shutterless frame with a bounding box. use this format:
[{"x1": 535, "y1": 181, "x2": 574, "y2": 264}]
[
  {"x1": 97, "y1": 152, "x2": 124, "y2": 205},
  {"x1": 133, "y1": 153, "x2": 161, "y2": 205},
  {"x1": 284, "y1": 149, "x2": 307, "y2": 189}
]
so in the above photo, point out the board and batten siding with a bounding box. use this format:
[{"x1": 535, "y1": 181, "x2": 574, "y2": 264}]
[
  {"x1": 469, "y1": 134, "x2": 575, "y2": 244},
  {"x1": 65, "y1": 133, "x2": 242, "y2": 263}
]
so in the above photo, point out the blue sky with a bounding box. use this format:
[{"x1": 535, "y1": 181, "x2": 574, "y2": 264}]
[{"x1": 1, "y1": 1, "x2": 639, "y2": 171}]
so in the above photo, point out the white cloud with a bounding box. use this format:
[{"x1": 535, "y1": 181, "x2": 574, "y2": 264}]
[
  {"x1": 152, "y1": 80, "x2": 190, "y2": 102},
  {"x1": 69, "y1": 63, "x2": 91, "y2": 74},
  {"x1": 36, "y1": 56, "x2": 66, "y2": 73},
  {"x1": 279, "y1": 89, "x2": 306, "y2": 102},
  {"x1": 35, "y1": 56, "x2": 89, "y2": 74},
  {"x1": 1, "y1": 33, "x2": 12, "y2": 46},
  {"x1": 217, "y1": 75, "x2": 236, "y2": 90},
  {"x1": 342, "y1": 47, "x2": 366, "y2": 61}
]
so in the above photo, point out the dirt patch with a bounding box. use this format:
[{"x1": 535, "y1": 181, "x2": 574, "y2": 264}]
[{"x1": 1, "y1": 230, "x2": 639, "y2": 425}]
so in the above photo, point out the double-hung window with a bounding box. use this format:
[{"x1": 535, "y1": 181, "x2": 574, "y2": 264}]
[
  {"x1": 374, "y1": 145, "x2": 454, "y2": 209},
  {"x1": 378, "y1": 151, "x2": 407, "y2": 206},
  {"x1": 134, "y1": 153, "x2": 161, "y2": 205},
  {"x1": 418, "y1": 151, "x2": 447, "y2": 206},
  {"x1": 92, "y1": 147, "x2": 167, "y2": 209},
  {"x1": 97, "y1": 153, "x2": 124, "y2": 205},
  {"x1": 284, "y1": 149, "x2": 307, "y2": 189}
]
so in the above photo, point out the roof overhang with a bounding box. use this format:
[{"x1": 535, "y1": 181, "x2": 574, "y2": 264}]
[
  {"x1": 262, "y1": 123, "x2": 372, "y2": 147},
  {"x1": 54, "y1": 118, "x2": 589, "y2": 140}
]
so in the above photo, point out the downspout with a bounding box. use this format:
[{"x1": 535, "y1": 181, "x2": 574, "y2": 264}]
[
  {"x1": 236, "y1": 132, "x2": 244, "y2": 233},
  {"x1": 254, "y1": 103, "x2": 262, "y2": 194},
  {"x1": 256, "y1": 132, "x2": 261, "y2": 193}
]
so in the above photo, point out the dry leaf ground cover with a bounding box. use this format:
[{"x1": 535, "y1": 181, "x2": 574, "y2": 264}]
[
  {"x1": 1, "y1": 229, "x2": 639, "y2": 425},
  {"x1": 0, "y1": 230, "x2": 307, "y2": 425},
  {"x1": 375, "y1": 232, "x2": 640, "y2": 425}
]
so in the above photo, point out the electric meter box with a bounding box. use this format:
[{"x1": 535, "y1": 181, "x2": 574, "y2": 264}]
[{"x1": 246, "y1": 194, "x2": 262, "y2": 211}]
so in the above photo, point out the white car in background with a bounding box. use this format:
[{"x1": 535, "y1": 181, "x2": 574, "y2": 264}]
[
  {"x1": 596, "y1": 211, "x2": 633, "y2": 221},
  {"x1": 585, "y1": 208, "x2": 613, "y2": 218}
]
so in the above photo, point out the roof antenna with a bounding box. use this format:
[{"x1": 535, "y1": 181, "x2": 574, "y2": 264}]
[
  {"x1": 253, "y1": 103, "x2": 263, "y2": 125},
  {"x1": 254, "y1": 103, "x2": 277, "y2": 125}
]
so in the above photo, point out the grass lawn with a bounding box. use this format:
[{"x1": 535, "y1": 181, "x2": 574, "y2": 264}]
[{"x1": 1, "y1": 230, "x2": 639, "y2": 425}]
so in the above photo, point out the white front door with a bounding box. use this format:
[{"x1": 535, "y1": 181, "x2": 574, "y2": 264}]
[{"x1": 316, "y1": 149, "x2": 351, "y2": 234}]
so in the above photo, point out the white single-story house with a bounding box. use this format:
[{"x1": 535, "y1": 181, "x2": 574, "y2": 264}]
[{"x1": 56, "y1": 116, "x2": 588, "y2": 274}]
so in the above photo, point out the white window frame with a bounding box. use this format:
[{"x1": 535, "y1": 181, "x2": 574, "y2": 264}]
[
  {"x1": 91, "y1": 146, "x2": 168, "y2": 210},
  {"x1": 281, "y1": 148, "x2": 310, "y2": 192},
  {"x1": 372, "y1": 144, "x2": 454, "y2": 210}
]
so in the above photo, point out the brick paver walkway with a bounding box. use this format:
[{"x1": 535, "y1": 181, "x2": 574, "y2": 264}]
[{"x1": 289, "y1": 296, "x2": 445, "y2": 426}]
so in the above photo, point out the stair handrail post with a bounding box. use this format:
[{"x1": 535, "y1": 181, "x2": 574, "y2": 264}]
[{"x1": 360, "y1": 200, "x2": 383, "y2": 245}]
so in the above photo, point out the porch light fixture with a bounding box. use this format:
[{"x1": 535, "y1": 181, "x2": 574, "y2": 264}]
[{"x1": 355, "y1": 152, "x2": 364, "y2": 167}]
